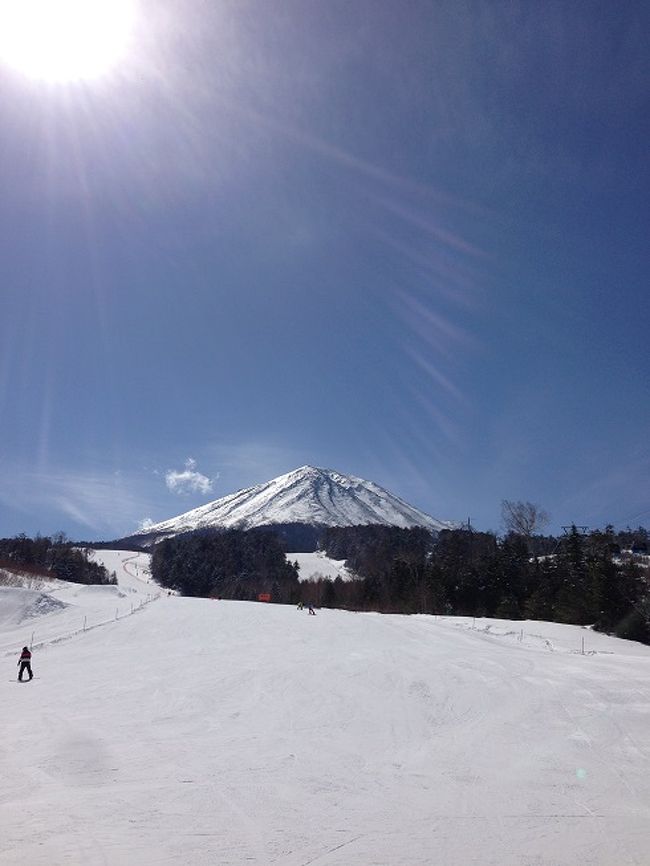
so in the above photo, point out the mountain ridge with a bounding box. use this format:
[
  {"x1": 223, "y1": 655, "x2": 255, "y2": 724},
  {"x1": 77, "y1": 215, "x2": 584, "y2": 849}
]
[{"x1": 131, "y1": 465, "x2": 453, "y2": 543}]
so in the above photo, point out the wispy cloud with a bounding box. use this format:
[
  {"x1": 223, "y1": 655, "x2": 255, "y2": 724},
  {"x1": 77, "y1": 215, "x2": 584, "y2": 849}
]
[
  {"x1": 206, "y1": 441, "x2": 308, "y2": 479},
  {"x1": 165, "y1": 457, "x2": 215, "y2": 496},
  {"x1": 395, "y1": 290, "x2": 477, "y2": 363},
  {"x1": 0, "y1": 464, "x2": 158, "y2": 537},
  {"x1": 555, "y1": 450, "x2": 650, "y2": 530}
]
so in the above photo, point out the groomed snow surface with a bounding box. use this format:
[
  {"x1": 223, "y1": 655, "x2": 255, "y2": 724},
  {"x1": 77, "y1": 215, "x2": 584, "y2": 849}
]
[{"x1": 2, "y1": 551, "x2": 650, "y2": 865}]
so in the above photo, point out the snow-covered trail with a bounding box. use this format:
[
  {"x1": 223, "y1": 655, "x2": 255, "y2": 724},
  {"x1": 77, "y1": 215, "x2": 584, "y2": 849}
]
[
  {"x1": 0, "y1": 551, "x2": 157, "y2": 657},
  {"x1": 2, "y1": 566, "x2": 650, "y2": 865}
]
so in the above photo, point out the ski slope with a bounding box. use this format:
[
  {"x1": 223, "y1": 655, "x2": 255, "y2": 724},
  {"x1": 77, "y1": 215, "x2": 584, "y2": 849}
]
[
  {"x1": 2, "y1": 551, "x2": 650, "y2": 865},
  {"x1": 292, "y1": 551, "x2": 353, "y2": 582},
  {"x1": 0, "y1": 551, "x2": 157, "y2": 657}
]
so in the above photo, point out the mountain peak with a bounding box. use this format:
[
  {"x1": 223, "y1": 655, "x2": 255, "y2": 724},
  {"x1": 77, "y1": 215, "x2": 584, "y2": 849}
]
[{"x1": 133, "y1": 466, "x2": 454, "y2": 541}]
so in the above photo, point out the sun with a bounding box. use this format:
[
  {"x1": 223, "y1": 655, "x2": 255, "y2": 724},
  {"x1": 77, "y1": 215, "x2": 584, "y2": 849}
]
[{"x1": 0, "y1": 0, "x2": 136, "y2": 82}]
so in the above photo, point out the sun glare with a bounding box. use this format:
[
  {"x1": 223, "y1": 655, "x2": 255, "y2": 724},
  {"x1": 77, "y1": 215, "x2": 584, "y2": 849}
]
[{"x1": 0, "y1": 0, "x2": 136, "y2": 82}]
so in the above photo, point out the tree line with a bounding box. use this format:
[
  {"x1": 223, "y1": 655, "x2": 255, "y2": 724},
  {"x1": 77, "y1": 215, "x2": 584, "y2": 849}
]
[
  {"x1": 4, "y1": 514, "x2": 648, "y2": 644},
  {"x1": 151, "y1": 528, "x2": 300, "y2": 602},
  {"x1": 148, "y1": 519, "x2": 649, "y2": 644},
  {"x1": 0, "y1": 534, "x2": 114, "y2": 585},
  {"x1": 302, "y1": 523, "x2": 649, "y2": 643}
]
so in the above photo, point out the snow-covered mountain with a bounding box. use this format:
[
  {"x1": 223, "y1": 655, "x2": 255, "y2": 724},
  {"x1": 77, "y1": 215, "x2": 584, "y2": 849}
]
[{"x1": 132, "y1": 465, "x2": 453, "y2": 542}]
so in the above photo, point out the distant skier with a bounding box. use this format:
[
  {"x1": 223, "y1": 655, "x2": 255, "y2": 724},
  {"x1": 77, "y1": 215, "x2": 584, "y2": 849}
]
[
  {"x1": 17, "y1": 647, "x2": 33, "y2": 682},
  {"x1": 308, "y1": 604, "x2": 316, "y2": 615},
  {"x1": 297, "y1": 601, "x2": 304, "y2": 611}
]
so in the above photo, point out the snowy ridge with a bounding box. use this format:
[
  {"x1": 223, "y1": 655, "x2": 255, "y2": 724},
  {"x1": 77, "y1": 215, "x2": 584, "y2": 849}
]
[{"x1": 134, "y1": 465, "x2": 453, "y2": 540}]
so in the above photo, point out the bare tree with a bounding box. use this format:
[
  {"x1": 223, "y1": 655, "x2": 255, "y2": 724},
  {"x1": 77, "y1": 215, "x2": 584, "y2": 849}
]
[{"x1": 501, "y1": 500, "x2": 550, "y2": 537}]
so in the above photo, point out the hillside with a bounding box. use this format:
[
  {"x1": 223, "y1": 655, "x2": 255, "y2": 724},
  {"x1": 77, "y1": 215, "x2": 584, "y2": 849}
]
[
  {"x1": 127, "y1": 465, "x2": 453, "y2": 544},
  {"x1": 1, "y1": 550, "x2": 650, "y2": 865}
]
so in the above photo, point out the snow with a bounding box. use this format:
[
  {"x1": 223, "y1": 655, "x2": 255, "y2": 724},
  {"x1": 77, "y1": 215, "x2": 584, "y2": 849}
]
[
  {"x1": 2, "y1": 550, "x2": 650, "y2": 865},
  {"x1": 133, "y1": 465, "x2": 453, "y2": 541},
  {"x1": 0, "y1": 550, "x2": 157, "y2": 657},
  {"x1": 437, "y1": 615, "x2": 650, "y2": 657},
  {"x1": 291, "y1": 551, "x2": 353, "y2": 582},
  {"x1": 0, "y1": 588, "x2": 66, "y2": 629}
]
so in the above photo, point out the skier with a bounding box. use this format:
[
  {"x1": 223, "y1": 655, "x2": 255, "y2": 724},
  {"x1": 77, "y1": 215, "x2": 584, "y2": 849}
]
[
  {"x1": 308, "y1": 603, "x2": 316, "y2": 615},
  {"x1": 17, "y1": 646, "x2": 33, "y2": 682},
  {"x1": 297, "y1": 601, "x2": 304, "y2": 611}
]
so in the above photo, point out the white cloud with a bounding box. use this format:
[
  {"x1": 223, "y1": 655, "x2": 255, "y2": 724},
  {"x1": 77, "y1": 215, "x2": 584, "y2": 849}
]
[
  {"x1": 165, "y1": 457, "x2": 214, "y2": 496},
  {"x1": 138, "y1": 518, "x2": 155, "y2": 531}
]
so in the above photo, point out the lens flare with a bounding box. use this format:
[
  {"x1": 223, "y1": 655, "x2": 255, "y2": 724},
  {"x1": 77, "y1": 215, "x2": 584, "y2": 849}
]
[{"x1": 0, "y1": 0, "x2": 136, "y2": 82}]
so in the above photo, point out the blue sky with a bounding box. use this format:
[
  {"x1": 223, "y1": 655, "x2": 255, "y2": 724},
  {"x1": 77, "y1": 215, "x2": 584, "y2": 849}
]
[{"x1": 0, "y1": 0, "x2": 648, "y2": 540}]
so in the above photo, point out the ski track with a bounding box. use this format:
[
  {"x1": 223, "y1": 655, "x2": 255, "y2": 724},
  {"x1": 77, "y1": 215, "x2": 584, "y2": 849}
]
[{"x1": 1, "y1": 551, "x2": 650, "y2": 864}]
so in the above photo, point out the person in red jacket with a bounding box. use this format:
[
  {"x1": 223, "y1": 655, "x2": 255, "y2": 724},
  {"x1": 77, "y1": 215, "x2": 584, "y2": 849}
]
[{"x1": 17, "y1": 646, "x2": 33, "y2": 682}]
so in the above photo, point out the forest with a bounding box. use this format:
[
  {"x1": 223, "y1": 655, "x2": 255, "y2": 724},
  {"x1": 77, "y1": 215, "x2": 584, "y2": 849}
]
[
  {"x1": 151, "y1": 528, "x2": 300, "y2": 601},
  {"x1": 147, "y1": 520, "x2": 650, "y2": 644},
  {"x1": 0, "y1": 534, "x2": 114, "y2": 585},
  {"x1": 301, "y1": 523, "x2": 649, "y2": 643}
]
